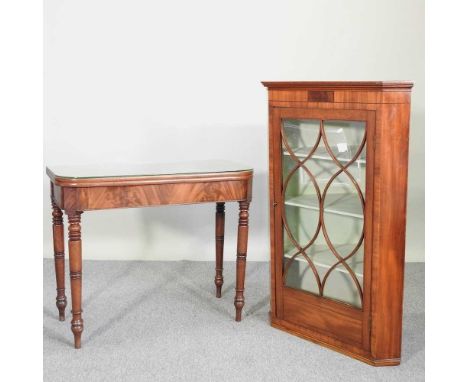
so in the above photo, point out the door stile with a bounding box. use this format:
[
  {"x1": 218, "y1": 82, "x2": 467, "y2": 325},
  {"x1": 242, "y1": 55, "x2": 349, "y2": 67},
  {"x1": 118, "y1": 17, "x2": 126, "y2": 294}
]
[{"x1": 272, "y1": 107, "x2": 286, "y2": 319}]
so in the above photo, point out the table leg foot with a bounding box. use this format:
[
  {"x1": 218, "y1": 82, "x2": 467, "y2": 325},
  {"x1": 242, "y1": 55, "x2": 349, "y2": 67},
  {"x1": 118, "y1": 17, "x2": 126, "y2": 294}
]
[
  {"x1": 215, "y1": 202, "x2": 225, "y2": 298},
  {"x1": 52, "y1": 198, "x2": 67, "y2": 321},
  {"x1": 71, "y1": 318, "x2": 83, "y2": 349},
  {"x1": 234, "y1": 201, "x2": 249, "y2": 322},
  {"x1": 58, "y1": 307, "x2": 66, "y2": 321},
  {"x1": 67, "y1": 210, "x2": 84, "y2": 349}
]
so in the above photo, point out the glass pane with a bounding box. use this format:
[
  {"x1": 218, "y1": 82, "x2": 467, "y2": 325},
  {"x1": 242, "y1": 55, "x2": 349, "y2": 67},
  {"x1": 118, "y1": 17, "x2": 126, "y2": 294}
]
[
  {"x1": 284, "y1": 244, "x2": 363, "y2": 307},
  {"x1": 46, "y1": 160, "x2": 252, "y2": 179},
  {"x1": 282, "y1": 118, "x2": 366, "y2": 308}
]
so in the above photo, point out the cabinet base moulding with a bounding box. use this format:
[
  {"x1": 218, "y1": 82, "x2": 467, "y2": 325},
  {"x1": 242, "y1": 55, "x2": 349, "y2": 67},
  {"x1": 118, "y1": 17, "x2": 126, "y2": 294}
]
[{"x1": 269, "y1": 314, "x2": 401, "y2": 367}]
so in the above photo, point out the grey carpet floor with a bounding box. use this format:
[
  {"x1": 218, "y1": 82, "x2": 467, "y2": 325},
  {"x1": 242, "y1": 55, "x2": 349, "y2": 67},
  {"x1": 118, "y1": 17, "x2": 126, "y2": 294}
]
[{"x1": 43, "y1": 260, "x2": 424, "y2": 381}]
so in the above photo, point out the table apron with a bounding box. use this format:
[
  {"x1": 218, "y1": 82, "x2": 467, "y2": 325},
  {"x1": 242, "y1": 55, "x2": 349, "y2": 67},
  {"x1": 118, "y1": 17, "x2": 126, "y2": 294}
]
[{"x1": 52, "y1": 179, "x2": 252, "y2": 211}]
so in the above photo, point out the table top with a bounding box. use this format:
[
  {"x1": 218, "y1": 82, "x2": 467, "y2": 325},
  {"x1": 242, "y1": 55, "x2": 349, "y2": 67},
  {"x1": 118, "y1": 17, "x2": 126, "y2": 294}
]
[{"x1": 47, "y1": 160, "x2": 253, "y2": 187}]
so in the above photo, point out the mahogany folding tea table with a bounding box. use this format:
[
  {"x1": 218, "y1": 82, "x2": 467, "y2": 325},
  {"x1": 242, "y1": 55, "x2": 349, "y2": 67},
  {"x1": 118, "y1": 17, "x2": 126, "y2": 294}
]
[{"x1": 46, "y1": 161, "x2": 253, "y2": 348}]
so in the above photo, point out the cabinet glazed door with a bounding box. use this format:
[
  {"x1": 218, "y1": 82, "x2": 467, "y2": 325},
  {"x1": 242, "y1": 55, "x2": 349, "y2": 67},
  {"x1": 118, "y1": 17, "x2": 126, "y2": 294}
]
[{"x1": 272, "y1": 107, "x2": 375, "y2": 349}]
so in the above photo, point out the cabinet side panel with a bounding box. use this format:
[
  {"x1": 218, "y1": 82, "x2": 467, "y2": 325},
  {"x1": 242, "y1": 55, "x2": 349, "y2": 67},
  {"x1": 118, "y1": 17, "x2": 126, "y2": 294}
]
[{"x1": 371, "y1": 103, "x2": 411, "y2": 360}]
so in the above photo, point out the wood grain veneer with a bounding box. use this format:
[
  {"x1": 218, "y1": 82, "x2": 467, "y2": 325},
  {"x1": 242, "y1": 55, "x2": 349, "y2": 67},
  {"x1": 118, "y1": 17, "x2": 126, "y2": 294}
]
[
  {"x1": 263, "y1": 81, "x2": 413, "y2": 366},
  {"x1": 48, "y1": 166, "x2": 253, "y2": 349}
]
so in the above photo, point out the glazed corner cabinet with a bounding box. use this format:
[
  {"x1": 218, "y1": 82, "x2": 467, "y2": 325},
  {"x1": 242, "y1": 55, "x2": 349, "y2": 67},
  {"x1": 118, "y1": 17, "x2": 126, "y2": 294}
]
[{"x1": 262, "y1": 81, "x2": 413, "y2": 366}]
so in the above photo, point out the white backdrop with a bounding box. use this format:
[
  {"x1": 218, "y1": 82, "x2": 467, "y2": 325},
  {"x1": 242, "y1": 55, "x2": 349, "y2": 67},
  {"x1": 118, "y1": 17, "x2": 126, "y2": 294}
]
[{"x1": 44, "y1": 0, "x2": 424, "y2": 262}]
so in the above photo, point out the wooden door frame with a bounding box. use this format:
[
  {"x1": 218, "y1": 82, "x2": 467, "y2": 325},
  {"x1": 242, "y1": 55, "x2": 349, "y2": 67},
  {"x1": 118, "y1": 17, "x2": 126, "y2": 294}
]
[{"x1": 270, "y1": 107, "x2": 376, "y2": 349}]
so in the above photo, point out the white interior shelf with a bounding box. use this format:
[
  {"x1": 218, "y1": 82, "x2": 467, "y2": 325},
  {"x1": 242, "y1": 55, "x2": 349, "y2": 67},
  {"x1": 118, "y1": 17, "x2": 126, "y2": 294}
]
[
  {"x1": 284, "y1": 245, "x2": 363, "y2": 278},
  {"x1": 284, "y1": 193, "x2": 364, "y2": 219},
  {"x1": 283, "y1": 146, "x2": 366, "y2": 165}
]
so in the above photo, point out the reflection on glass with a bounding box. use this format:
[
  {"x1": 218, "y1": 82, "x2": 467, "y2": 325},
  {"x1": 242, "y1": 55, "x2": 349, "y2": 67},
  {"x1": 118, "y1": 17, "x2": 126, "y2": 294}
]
[
  {"x1": 46, "y1": 160, "x2": 252, "y2": 179},
  {"x1": 282, "y1": 119, "x2": 366, "y2": 308}
]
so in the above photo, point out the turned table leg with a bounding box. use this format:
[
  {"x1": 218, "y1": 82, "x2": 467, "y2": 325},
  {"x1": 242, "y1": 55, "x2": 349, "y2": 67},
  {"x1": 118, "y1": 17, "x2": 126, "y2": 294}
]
[
  {"x1": 52, "y1": 200, "x2": 67, "y2": 321},
  {"x1": 67, "y1": 211, "x2": 84, "y2": 349},
  {"x1": 215, "y1": 202, "x2": 225, "y2": 298},
  {"x1": 234, "y1": 201, "x2": 249, "y2": 321}
]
